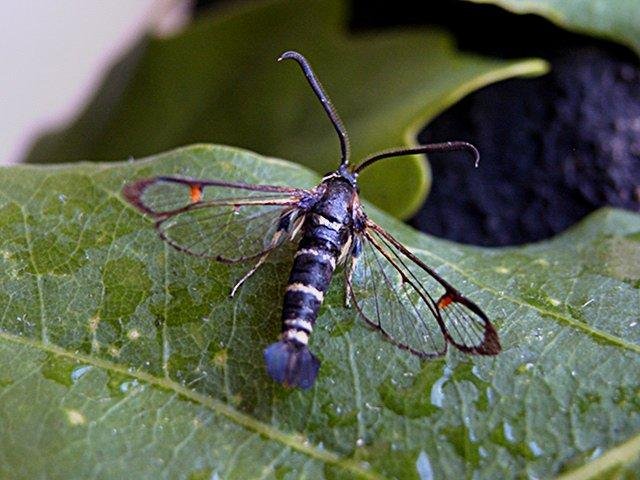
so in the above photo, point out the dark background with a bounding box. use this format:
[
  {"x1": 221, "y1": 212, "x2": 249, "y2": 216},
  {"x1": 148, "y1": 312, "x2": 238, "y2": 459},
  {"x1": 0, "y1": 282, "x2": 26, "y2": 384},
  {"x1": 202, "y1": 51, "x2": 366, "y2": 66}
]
[{"x1": 197, "y1": 0, "x2": 640, "y2": 246}]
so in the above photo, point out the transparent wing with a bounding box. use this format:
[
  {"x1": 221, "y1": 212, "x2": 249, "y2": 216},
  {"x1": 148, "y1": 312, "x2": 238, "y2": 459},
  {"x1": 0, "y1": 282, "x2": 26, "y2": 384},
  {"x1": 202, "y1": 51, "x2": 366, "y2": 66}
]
[
  {"x1": 123, "y1": 176, "x2": 313, "y2": 261},
  {"x1": 347, "y1": 220, "x2": 500, "y2": 357}
]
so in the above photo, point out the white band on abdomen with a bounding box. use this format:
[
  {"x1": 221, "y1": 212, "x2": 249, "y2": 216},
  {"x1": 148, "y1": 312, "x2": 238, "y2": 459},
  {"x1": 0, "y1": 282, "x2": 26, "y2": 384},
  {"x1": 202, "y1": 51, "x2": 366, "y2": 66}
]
[
  {"x1": 286, "y1": 282, "x2": 324, "y2": 302},
  {"x1": 283, "y1": 329, "x2": 309, "y2": 345},
  {"x1": 294, "y1": 248, "x2": 337, "y2": 270},
  {"x1": 284, "y1": 318, "x2": 313, "y2": 333},
  {"x1": 313, "y1": 214, "x2": 343, "y2": 232}
]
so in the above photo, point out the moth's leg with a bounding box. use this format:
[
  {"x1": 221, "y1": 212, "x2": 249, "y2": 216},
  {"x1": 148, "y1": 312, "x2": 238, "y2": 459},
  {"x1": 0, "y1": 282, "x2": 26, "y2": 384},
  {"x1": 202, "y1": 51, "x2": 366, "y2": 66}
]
[
  {"x1": 344, "y1": 262, "x2": 354, "y2": 308},
  {"x1": 344, "y1": 235, "x2": 362, "y2": 308},
  {"x1": 230, "y1": 231, "x2": 285, "y2": 298},
  {"x1": 230, "y1": 211, "x2": 305, "y2": 297},
  {"x1": 230, "y1": 251, "x2": 272, "y2": 297}
]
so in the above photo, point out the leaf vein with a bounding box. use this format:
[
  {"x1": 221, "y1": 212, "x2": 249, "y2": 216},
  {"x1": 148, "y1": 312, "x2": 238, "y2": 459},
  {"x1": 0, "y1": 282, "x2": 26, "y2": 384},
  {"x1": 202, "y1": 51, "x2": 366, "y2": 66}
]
[
  {"x1": 20, "y1": 206, "x2": 48, "y2": 344},
  {"x1": 556, "y1": 430, "x2": 640, "y2": 480}
]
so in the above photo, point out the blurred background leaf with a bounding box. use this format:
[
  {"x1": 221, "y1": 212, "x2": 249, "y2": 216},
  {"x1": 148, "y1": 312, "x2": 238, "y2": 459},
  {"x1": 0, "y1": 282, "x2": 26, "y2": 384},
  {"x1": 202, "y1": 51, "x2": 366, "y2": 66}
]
[
  {"x1": 1, "y1": 146, "x2": 640, "y2": 478},
  {"x1": 23, "y1": 0, "x2": 546, "y2": 219},
  {"x1": 467, "y1": 0, "x2": 640, "y2": 56}
]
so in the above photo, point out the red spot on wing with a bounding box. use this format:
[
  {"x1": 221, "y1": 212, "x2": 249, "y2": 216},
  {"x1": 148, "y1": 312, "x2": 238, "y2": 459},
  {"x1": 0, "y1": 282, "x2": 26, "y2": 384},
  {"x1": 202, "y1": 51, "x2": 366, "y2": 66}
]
[
  {"x1": 437, "y1": 294, "x2": 453, "y2": 309},
  {"x1": 190, "y1": 184, "x2": 203, "y2": 203}
]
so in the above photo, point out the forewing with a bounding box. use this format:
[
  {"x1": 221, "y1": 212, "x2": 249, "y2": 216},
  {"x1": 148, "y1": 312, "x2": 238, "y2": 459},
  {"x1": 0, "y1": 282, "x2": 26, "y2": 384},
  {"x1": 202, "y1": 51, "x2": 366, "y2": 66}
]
[
  {"x1": 347, "y1": 220, "x2": 500, "y2": 357},
  {"x1": 123, "y1": 176, "x2": 311, "y2": 261}
]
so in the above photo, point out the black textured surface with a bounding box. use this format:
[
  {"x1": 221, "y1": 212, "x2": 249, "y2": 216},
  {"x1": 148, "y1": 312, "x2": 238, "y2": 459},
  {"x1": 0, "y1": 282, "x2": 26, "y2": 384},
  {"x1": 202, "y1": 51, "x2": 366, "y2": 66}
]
[{"x1": 413, "y1": 47, "x2": 640, "y2": 246}]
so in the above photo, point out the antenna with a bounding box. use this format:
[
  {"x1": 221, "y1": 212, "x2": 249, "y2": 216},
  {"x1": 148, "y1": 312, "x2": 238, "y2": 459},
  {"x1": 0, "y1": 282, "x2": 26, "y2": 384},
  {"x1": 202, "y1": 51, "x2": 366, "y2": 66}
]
[
  {"x1": 278, "y1": 51, "x2": 350, "y2": 166},
  {"x1": 353, "y1": 141, "x2": 480, "y2": 174}
]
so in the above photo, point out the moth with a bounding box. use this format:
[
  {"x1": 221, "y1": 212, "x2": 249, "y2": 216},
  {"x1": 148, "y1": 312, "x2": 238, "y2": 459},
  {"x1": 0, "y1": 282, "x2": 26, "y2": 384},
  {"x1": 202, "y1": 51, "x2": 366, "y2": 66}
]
[{"x1": 123, "y1": 51, "x2": 500, "y2": 389}]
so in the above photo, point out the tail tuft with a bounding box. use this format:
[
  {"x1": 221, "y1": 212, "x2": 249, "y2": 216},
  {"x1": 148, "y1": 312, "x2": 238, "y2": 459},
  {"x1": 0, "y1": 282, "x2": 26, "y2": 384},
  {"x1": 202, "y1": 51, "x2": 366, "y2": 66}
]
[{"x1": 264, "y1": 340, "x2": 320, "y2": 389}]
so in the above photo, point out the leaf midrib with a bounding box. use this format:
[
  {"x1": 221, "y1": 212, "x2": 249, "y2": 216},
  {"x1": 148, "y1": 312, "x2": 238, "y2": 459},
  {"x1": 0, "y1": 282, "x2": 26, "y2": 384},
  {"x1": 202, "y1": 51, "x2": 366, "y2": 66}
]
[
  {"x1": 556, "y1": 431, "x2": 640, "y2": 480},
  {"x1": 0, "y1": 330, "x2": 384, "y2": 480}
]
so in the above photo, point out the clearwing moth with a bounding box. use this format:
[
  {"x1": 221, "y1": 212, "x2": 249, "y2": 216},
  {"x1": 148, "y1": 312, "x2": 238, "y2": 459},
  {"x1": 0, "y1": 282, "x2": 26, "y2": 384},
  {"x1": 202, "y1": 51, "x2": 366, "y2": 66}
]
[{"x1": 123, "y1": 51, "x2": 500, "y2": 389}]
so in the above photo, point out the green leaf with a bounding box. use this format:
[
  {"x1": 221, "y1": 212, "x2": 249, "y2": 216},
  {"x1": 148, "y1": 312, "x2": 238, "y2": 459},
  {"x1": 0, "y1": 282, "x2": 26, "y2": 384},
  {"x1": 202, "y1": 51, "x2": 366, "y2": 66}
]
[
  {"x1": 467, "y1": 0, "x2": 640, "y2": 56},
  {"x1": 2, "y1": 144, "x2": 640, "y2": 479},
  {"x1": 23, "y1": 0, "x2": 547, "y2": 219}
]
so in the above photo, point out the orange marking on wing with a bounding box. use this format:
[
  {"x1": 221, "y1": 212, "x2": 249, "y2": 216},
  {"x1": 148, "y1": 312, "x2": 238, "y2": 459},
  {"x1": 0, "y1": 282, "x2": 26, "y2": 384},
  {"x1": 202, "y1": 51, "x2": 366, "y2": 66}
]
[
  {"x1": 190, "y1": 184, "x2": 203, "y2": 203},
  {"x1": 438, "y1": 295, "x2": 453, "y2": 309}
]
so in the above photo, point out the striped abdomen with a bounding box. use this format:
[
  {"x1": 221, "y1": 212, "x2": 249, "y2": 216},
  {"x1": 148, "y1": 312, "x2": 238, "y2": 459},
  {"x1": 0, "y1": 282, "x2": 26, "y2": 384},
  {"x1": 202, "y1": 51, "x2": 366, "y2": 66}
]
[
  {"x1": 283, "y1": 197, "x2": 354, "y2": 337},
  {"x1": 281, "y1": 226, "x2": 340, "y2": 347},
  {"x1": 263, "y1": 178, "x2": 355, "y2": 389}
]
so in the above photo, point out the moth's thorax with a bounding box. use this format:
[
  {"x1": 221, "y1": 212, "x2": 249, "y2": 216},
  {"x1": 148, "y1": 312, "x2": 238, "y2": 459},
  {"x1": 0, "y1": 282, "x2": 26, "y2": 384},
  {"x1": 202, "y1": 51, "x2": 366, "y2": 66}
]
[{"x1": 313, "y1": 176, "x2": 357, "y2": 226}]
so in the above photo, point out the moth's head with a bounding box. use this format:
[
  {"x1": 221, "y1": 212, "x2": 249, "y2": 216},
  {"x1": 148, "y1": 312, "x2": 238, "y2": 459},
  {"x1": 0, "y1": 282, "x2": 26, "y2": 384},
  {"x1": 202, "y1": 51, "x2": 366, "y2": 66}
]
[{"x1": 320, "y1": 164, "x2": 358, "y2": 190}]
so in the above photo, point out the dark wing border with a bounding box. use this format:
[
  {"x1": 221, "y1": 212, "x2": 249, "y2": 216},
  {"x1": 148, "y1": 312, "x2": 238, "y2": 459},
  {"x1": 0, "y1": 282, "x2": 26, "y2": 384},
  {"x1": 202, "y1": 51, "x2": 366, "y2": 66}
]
[
  {"x1": 123, "y1": 175, "x2": 307, "y2": 217},
  {"x1": 123, "y1": 175, "x2": 315, "y2": 262},
  {"x1": 346, "y1": 226, "x2": 445, "y2": 358},
  {"x1": 347, "y1": 219, "x2": 500, "y2": 357}
]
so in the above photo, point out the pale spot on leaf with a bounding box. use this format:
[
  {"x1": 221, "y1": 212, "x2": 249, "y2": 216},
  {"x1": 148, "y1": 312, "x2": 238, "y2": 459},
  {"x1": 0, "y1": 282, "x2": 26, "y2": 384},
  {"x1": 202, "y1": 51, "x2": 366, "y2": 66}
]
[
  {"x1": 127, "y1": 329, "x2": 141, "y2": 341},
  {"x1": 66, "y1": 409, "x2": 86, "y2": 426}
]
